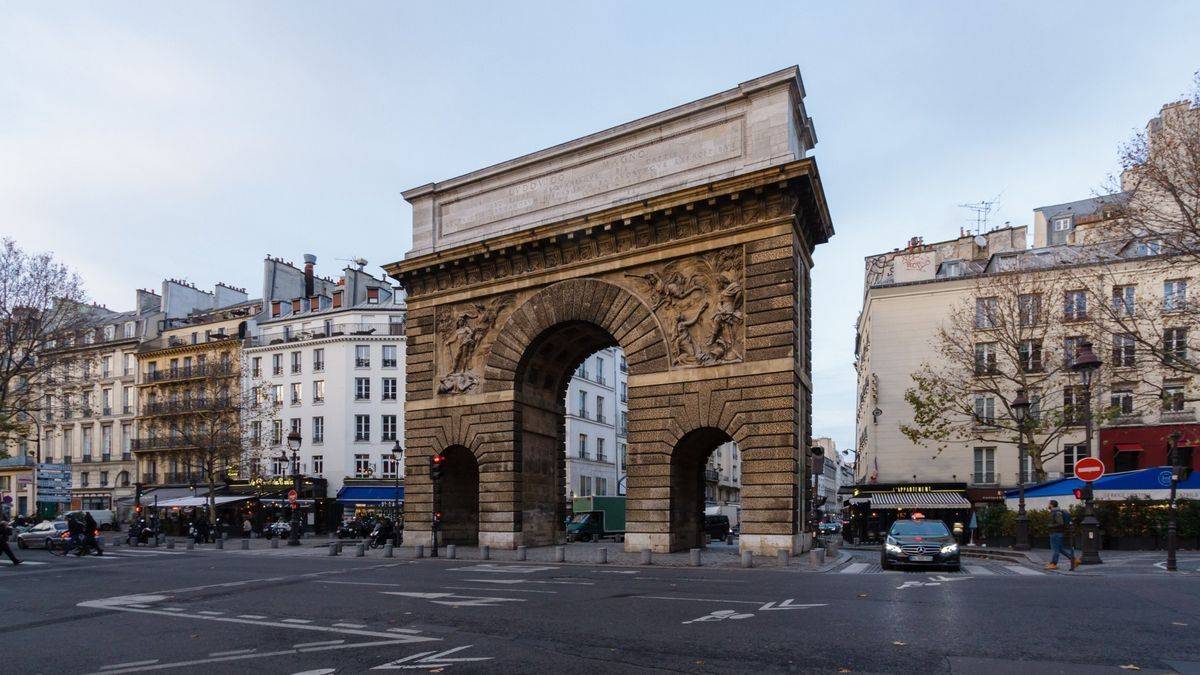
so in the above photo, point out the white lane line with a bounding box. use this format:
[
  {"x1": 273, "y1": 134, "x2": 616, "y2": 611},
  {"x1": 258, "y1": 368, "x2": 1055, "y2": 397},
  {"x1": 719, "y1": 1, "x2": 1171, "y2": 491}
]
[
  {"x1": 83, "y1": 638, "x2": 416, "y2": 674},
  {"x1": 281, "y1": 618, "x2": 313, "y2": 624},
  {"x1": 197, "y1": 611, "x2": 225, "y2": 616},
  {"x1": 100, "y1": 660, "x2": 160, "y2": 670},
  {"x1": 293, "y1": 640, "x2": 345, "y2": 649},
  {"x1": 964, "y1": 565, "x2": 995, "y2": 576},
  {"x1": 160, "y1": 607, "x2": 185, "y2": 612},
  {"x1": 316, "y1": 580, "x2": 407, "y2": 588},
  {"x1": 1, "y1": 560, "x2": 48, "y2": 565},
  {"x1": 208, "y1": 649, "x2": 255, "y2": 657},
  {"x1": 445, "y1": 586, "x2": 557, "y2": 594},
  {"x1": 386, "y1": 628, "x2": 422, "y2": 634},
  {"x1": 838, "y1": 562, "x2": 868, "y2": 574},
  {"x1": 332, "y1": 622, "x2": 367, "y2": 628},
  {"x1": 634, "y1": 595, "x2": 765, "y2": 605},
  {"x1": 460, "y1": 578, "x2": 593, "y2": 586},
  {"x1": 237, "y1": 614, "x2": 267, "y2": 619},
  {"x1": 1005, "y1": 566, "x2": 1044, "y2": 576}
]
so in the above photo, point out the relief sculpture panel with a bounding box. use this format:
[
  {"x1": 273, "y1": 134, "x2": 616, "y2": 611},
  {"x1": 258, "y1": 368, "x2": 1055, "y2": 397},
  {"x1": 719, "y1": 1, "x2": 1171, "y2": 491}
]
[
  {"x1": 624, "y1": 245, "x2": 745, "y2": 367},
  {"x1": 436, "y1": 295, "x2": 512, "y2": 395}
]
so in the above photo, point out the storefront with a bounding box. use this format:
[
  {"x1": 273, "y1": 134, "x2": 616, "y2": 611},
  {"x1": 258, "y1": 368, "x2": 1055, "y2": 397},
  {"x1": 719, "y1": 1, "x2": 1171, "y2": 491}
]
[
  {"x1": 840, "y1": 483, "x2": 972, "y2": 544},
  {"x1": 1099, "y1": 424, "x2": 1199, "y2": 474},
  {"x1": 335, "y1": 482, "x2": 404, "y2": 524}
]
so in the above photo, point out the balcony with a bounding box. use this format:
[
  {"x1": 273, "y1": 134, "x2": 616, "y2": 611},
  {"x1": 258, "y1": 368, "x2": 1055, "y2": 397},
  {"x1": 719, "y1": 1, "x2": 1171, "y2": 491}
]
[
  {"x1": 102, "y1": 407, "x2": 112, "y2": 416},
  {"x1": 143, "y1": 363, "x2": 233, "y2": 384},
  {"x1": 1162, "y1": 409, "x2": 1196, "y2": 423},
  {"x1": 132, "y1": 434, "x2": 239, "y2": 451},
  {"x1": 121, "y1": 452, "x2": 132, "y2": 461},
  {"x1": 704, "y1": 468, "x2": 720, "y2": 482},
  {"x1": 595, "y1": 415, "x2": 607, "y2": 424},
  {"x1": 313, "y1": 361, "x2": 325, "y2": 372},
  {"x1": 123, "y1": 405, "x2": 132, "y2": 415},
  {"x1": 162, "y1": 473, "x2": 198, "y2": 485},
  {"x1": 355, "y1": 359, "x2": 370, "y2": 368},
  {"x1": 291, "y1": 365, "x2": 301, "y2": 374},
  {"x1": 142, "y1": 398, "x2": 232, "y2": 416},
  {"x1": 245, "y1": 320, "x2": 407, "y2": 348},
  {"x1": 101, "y1": 454, "x2": 111, "y2": 463},
  {"x1": 272, "y1": 366, "x2": 283, "y2": 376},
  {"x1": 82, "y1": 455, "x2": 92, "y2": 463}
]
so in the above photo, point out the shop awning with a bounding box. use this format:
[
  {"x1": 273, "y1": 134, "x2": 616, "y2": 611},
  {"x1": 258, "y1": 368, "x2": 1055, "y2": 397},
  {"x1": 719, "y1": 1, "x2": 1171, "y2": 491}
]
[
  {"x1": 1115, "y1": 443, "x2": 1144, "y2": 453},
  {"x1": 156, "y1": 496, "x2": 251, "y2": 508},
  {"x1": 869, "y1": 492, "x2": 971, "y2": 509},
  {"x1": 336, "y1": 486, "x2": 403, "y2": 504}
]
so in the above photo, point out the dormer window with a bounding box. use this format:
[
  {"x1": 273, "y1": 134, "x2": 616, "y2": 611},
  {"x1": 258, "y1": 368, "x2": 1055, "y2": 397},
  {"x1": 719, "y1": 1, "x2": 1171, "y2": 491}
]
[
  {"x1": 271, "y1": 301, "x2": 282, "y2": 318},
  {"x1": 1135, "y1": 239, "x2": 1162, "y2": 257},
  {"x1": 291, "y1": 299, "x2": 302, "y2": 314},
  {"x1": 333, "y1": 290, "x2": 343, "y2": 309},
  {"x1": 1052, "y1": 217, "x2": 1072, "y2": 232},
  {"x1": 942, "y1": 261, "x2": 963, "y2": 278},
  {"x1": 310, "y1": 297, "x2": 320, "y2": 311},
  {"x1": 367, "y1": 288, "x2": 380, "y2": 304}
]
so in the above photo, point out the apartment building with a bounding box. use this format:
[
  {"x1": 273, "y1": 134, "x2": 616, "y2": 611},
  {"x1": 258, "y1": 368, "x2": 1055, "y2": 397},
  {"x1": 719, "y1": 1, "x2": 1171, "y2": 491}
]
[
  {"x1": 244, "y1": 255, "x2": 407, "y2": 514},
  {"x1": 565, "y1": 348, "x2": 628, "y2": 498}
]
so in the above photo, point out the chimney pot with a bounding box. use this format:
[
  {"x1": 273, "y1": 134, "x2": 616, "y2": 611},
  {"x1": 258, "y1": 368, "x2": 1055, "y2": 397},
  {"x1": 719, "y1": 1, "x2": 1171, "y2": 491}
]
[{"x1": 303, "y1": 254, "x2": 316, "y2": 297}]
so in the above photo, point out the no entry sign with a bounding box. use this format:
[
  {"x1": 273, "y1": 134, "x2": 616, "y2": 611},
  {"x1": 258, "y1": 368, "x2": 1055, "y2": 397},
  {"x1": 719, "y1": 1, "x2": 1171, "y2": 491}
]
[
  {"x1": 287, "y1": 489, "x2": 298, "y2": 501},
  {"x1": 1074, "y1": 457, "x2": 1105, "y2": 482}
]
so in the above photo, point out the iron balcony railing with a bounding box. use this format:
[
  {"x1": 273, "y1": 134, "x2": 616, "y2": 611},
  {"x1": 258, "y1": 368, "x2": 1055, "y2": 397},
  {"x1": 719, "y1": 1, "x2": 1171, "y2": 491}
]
[
  {"x1": 244, "y1": 320, "x2": 407, "y2": 348},
  {"x1": 704, "y1": 468, "x2": 720, "y2": 482},
  {"x1": 131, "y1": 434, "x2": 241, "y2": 451},
  {"x1": 143, "y1": 363, "x2": 234, "y2": 384},
  {"x1": 142, "y1": 398, "x2": 233, "y2": 416}
]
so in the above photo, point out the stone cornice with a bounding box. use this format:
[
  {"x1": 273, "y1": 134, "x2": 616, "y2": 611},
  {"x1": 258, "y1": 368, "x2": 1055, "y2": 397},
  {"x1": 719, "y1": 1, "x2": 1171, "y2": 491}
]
[{"x1": 243, "y1": 333, "x2": 407, "y2": 353}]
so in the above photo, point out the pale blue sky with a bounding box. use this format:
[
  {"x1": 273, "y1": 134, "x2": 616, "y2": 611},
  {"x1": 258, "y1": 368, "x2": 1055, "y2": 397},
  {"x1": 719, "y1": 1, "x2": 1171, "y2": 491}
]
[{"x1": 2, "y1": 2, "x2": 1198, "y2": 452}]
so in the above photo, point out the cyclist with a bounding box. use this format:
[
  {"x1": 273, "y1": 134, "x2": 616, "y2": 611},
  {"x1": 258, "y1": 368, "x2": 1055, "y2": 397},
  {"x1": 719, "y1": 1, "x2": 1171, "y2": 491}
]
[{"x1": 81, "y1": 512, "x2": 104, "y2": 556}]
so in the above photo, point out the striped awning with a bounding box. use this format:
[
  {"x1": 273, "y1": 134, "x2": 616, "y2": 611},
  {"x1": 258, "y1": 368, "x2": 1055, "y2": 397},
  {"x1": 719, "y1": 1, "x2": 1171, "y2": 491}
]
[{"x1": 869, "y1": 492, "x2": 971, "y2": 509}]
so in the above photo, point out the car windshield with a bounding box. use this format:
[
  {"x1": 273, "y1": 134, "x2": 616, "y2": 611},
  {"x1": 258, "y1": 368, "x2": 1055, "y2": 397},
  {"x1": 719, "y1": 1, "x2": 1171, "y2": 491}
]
[
  {"x1": 890, "y1": 520, "x2": 950, "y2": 537},
  {"x1": 569, "y1": 513, "x2": 591, "y2": 524}
]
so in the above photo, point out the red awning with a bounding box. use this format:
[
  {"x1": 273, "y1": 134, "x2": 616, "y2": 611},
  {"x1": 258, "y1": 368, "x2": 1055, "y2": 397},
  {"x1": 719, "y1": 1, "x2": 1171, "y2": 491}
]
[{"x1": 1114, "y1": 443, "x2": 1144, "y2": 453}]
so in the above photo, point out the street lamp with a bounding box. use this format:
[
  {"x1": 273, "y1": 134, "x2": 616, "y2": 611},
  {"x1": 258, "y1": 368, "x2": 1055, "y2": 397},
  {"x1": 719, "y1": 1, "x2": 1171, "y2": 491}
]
[
  {"x1": 1011, "y1": 389, "x2": 1031, "y2": 551},
  {"x1": 1071, "y1": 340, "x2": 1102, "y2": 565},
  {"x1": 283, "y1": 430, "x2": 303, "y2": 546},
  {"x1": 390, "y1": 440, "x2": 404, "y2": 545},
  {"x1": 1166, "y1": 431, "x2": 1185, "y2": 572}
]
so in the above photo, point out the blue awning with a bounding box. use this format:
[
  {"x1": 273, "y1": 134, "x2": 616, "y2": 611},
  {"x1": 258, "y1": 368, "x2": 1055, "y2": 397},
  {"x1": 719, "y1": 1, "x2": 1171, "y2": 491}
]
[
  {"x1": 1005, "y1": 466, "x2": 1200, "y2": 500},
  {"x1": 336, "y1": 486, "x2": 404, "y2": 504}
]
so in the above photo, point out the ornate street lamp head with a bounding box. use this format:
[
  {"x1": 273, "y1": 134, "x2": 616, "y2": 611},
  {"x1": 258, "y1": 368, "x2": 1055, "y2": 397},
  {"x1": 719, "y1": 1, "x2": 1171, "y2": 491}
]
[
  {"x1": 286, "y1": 430, "x2": 302, "y2": 452},
  {"x1": 391, "y1": 440, "x2": 404, "y2": 458},
  {"x1": 1071, "y1": 341, "x2": 1101, "y2": 385},
  {"x1": 1011, "y1": 389, "x2": 1030, "y2": 424}
]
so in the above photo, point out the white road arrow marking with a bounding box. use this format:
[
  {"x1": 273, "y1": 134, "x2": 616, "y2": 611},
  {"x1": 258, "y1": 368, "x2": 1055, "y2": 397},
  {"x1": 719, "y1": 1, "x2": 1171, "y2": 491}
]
[
  {"x1": 382, "y1": 591, "x2": 525, "y2": 607},
  {"x1": 448, "y1": 564, "x2": 555, "y2": 574},
  {"x1": 372, "y1": 645, "x2": 493, "y2": 669},
  {"x1": 758, "y1": 599, "x2": 827, "y2": 611}
]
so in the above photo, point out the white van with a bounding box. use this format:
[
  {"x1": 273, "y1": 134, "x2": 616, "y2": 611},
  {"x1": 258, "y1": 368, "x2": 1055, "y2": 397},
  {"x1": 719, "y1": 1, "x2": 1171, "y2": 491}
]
[{"x1": 65, "y1": 509, "x2": 117, "y2": 531}]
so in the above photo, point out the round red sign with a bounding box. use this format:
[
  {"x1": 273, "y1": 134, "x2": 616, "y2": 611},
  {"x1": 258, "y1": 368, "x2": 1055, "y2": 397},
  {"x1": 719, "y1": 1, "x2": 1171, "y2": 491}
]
[
  {"x1": 1074, "y1": 457, "x2": 1105, "y2": 482},
  {"x1": 287, "y1": 489, "x2": 298, "y2": 501}
]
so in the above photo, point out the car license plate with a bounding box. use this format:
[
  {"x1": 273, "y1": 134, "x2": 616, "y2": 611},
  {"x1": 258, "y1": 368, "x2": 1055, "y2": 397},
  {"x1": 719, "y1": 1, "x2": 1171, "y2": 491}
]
[{"x1": 910, "y1": 555, "x2": 933, "y2": 562}]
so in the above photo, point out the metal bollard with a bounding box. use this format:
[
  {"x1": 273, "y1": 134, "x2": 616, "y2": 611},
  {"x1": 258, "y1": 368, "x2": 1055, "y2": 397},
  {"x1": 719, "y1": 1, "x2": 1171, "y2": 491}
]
[
  {"x1": 597, "y1": 548, "x2": 608, "y2": 564},
  {"x1": 555, "y1": 546, "x2": 565, "y2": 563},
  {"x1": 328, "y1": 542, "x2": 338, "y2": 556},
  {"x1": 215, "y1": 538, "x2": 224, "y2": 550},
  {"x1": 166, "y1": 539, "x2": 175, "y2": 550},
  {"x1": 186, "y1": 540, "x2": 195, "y2": 551},
  {"x1": 355, "y1": 543, "x2": 365, "y2": 557},
  {"x1": 742, "y1": 550, "x2": 754, "y2": 568},
  {"x1": 336, "y1": 542, "x2": 343, "y2": 554},
  {"x1": 384, "y1": 543, "x2": 394, "y2": 558},
  {"x1": 517, "y1": 545, "x2": 527, "y2": 561},
  {"x1": 271, "y1": 538, "x2": 279, "y2": 549},
  {"x1": 448, "y1": 544, "x2": 458, "y2": 560},
  {"x1": 778, "y1": 548, "x2": 790, "y2": 566},
  {"x1": 640, "y1": 548, "x2": 652, "y2": 565},
  {"x1": 241, "y1": 539, "x2": 249, "y2": 550},
  {"x1": 150, "y1": 536, "x2": 159, "y2": 548},
  {"x1": 809, "y1": 549, "x2": 826, "y2": 568},
  {"x1": 479, "y1": 545, "x2": 487, "y2": 561},
  {"x1": 415, "y1": 544, "x2": 425, "y2": 558},
  {"x1": 689, "y1": 548, "x2": 702, "y2": 567}
]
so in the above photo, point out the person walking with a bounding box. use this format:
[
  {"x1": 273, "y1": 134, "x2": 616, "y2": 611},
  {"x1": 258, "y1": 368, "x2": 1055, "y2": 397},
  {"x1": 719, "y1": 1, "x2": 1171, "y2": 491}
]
[
  {"x1": 83, "y1": 512, "x2": 104, "y2": 555},
  {"x1": 242, "y1": 518, "x2": 252, "y2": 539},
  {"x1": 1046, "y1": 499, "x2": 1077, "y2": 571},
  {"x1": 0, "y1": 517, "x2": 22, "y2": 566}
]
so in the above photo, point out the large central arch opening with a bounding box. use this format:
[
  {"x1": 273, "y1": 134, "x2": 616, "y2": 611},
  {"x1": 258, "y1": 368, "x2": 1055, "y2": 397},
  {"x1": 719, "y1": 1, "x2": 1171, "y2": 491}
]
[{"x1": 514, "y1": 320, "x2": 620, "y2": 547}]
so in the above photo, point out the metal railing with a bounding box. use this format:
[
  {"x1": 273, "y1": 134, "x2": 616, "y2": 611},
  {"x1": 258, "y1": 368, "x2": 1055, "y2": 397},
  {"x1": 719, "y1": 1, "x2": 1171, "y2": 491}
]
[
  {"x1": 142, "y1": 398, "x2": 232, "y2": 415},
  {"x1": 245, "y1": 321, "x2": 406, "y2": 348},
  {"x1": 143, "y1": 363, "x2": 233, "y2": 384}
]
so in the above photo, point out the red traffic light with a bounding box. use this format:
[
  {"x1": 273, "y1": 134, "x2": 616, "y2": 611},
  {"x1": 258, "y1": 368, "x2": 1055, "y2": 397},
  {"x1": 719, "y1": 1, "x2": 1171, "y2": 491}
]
[
  {"x1": 1073, "y1": 488, "x2": 1083, "y2": 500},
  {"x1": 432, "y1": 454, "x2": 444, "y2": 465}
]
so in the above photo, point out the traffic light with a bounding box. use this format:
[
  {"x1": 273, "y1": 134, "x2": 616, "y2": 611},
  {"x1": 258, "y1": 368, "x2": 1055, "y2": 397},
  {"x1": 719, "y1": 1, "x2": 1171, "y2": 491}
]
[
  {"x1": 1169, "y1": 447, "x2": 1193, "y2": 481},
  {"x1": 429, "y1": 453, "x2": 445, "y2": 482},
  {"x1": 809, "y1": 446, "x2": 825, "y2": 476},
  {"x1": 431, "y1": 511, "x2": 442, "y2": 531},
  {"x1": 1073, "y1": 485, "x2": 1093, "y2": 501}
]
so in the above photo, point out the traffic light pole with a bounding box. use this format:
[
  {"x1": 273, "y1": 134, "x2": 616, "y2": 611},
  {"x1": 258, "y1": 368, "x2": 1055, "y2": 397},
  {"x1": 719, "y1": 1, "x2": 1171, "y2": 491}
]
[
  {"x1": 1167, "y1": 431, "x2": 1184, "y2": 572},
  {"x1": 1079, "y1": 380, "x2": 1102, "y2": 565},
  {"x1": 429, "y1": 454, "x2": 443, "y2": 558}
]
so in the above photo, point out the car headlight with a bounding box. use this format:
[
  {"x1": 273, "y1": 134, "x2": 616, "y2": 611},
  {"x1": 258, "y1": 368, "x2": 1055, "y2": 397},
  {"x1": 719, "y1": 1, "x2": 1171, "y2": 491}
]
[
  {"x1": 940, "y1": 543, "x2": 959, "y2": 554},
  {"x1": 885, "y1": 536, "x2": 902, "y2": 554}
]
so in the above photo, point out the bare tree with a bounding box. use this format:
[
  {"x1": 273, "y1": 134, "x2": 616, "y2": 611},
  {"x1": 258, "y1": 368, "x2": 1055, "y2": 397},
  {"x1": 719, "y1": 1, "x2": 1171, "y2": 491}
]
[
  {"x1": 901, "y1": 269, "x2": 1130, "y2": 482},
  {"x1": 0, "y1": 238, "x2": 89, "y2": 453}
]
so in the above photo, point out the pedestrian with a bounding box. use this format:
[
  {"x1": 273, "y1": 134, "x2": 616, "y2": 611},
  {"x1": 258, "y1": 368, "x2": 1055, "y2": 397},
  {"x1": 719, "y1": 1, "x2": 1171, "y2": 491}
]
[
  {"x1": 1046, "y1": 499, "x2": 1077, "y2": 571},
  {"x1": 0, "y1": 517, "x2": 21, "y2": 566},
  {"x1": 83, "y1": 512, "x2": 104, "y2": 555},
  {"x1": 242, "y1": 518, "x2": 252, "y2": 539}
]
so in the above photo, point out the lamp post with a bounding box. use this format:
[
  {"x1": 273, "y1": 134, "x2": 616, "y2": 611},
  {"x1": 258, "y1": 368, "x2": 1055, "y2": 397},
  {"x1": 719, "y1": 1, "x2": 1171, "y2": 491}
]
[
  {"x1": 282, "y1": 430, "x2": 303, "y2": 546},
  {"x1": 390, "y1": 440, "x2": 404, "y2": 545},
  {"x1": 1071, "y1": 341, "x2": 1103, "y2": 565},
  {"x1": 1011, "y1": 390, "x2": 1032, "y2": 551},
  {"x1": 1166, "y1": 431, "x2": 1184, "y2": 572}
]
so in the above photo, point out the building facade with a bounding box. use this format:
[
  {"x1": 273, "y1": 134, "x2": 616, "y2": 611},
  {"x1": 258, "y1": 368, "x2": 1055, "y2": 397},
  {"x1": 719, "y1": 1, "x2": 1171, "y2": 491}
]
[{"x1": 564, "y1": 347, "x2": 627, "y2": 499}]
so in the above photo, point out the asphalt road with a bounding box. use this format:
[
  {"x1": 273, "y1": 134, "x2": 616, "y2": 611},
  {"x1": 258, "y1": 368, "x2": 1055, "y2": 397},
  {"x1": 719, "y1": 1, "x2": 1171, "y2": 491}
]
[{"x1": 4, "y1": 545, "x2": 1200, "y2": 674}]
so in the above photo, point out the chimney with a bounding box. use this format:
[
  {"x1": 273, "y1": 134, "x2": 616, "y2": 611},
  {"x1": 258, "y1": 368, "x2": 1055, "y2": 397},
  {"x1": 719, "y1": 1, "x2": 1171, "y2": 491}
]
[{"x1": 303, "y1": 254, "x2": 316, "y2": 298}]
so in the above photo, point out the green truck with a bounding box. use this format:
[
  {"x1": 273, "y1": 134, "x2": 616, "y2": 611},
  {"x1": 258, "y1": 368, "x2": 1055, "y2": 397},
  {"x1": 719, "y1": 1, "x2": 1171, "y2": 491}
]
[{"x1": 566, "y1": 496, "x2": 626, "y2": 542}]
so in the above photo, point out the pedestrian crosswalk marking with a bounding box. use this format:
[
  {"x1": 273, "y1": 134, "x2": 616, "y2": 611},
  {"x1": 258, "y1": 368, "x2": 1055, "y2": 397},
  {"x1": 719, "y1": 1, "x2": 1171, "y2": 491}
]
[
  {"x1": 0, "y1": 560, "x2": 47, "y2": 565},
  {"x1": 838, "y1": 562, "x2": 868, "y2": 574},
  {"x1": 964, "y1": 565, "x2": 995, "y2": 576},
  {"x1": 1005, "y1": 565, "x2": 1044, "y2": 576}
]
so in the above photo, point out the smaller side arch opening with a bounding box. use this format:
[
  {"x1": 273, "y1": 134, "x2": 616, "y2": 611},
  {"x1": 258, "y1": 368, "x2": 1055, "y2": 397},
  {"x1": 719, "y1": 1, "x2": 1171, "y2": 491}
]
[
  {"x1": 670, "y1": 427, "x2": 736, "y2": 551},
  {"x1": 439, "y1": 445, "x2": 480, "y2": 546}
]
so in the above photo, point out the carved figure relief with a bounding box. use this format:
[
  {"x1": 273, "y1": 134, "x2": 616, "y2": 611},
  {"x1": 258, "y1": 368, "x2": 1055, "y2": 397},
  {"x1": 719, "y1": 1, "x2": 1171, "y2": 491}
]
[
  {"x1": 625, "y1": 246, "x2": 745, "y2": 367},
  {"x1": 436, "y1": 296, "x2": 512, "y2": 394}
]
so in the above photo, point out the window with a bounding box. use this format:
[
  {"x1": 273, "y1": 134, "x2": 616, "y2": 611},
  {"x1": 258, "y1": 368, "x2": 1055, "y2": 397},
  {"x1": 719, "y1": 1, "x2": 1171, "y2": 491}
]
[
  {"x1": 272, "y1": 419, "x2": 283, "y2": 445},
  {"x1": 353, "y1": 454, "x2": 370, "y2": 477},
  {"x1": 1164, "y1": 328, "x2": 1189, "y2": 364},
  {"x1": 973, "y1": 395, "x2": 995, "y2": 424},
  {"x1": 619, "y1": 411, "x2": 628, "y2": 436},
  {"x1": 578, "y1": 433, "x2": 588, "y2": 459},
  {"x1": 1064, "y1": 444, "x2": 1089, "y2": 474},
  {"x1": 355, "y1": 377, "x2": 370, "y2": 400},
  {"x1": 974, "y1": 343, "x2": 998, "y2": 375},
  {"x1": 289, "y1": 419, "x2": 302, "y2": 439},
  {"x1": 121, "y1": 423, "x2": 132, "y2": 457},
  {"x1": 312, "y1": 380, "x2": 324, "y2": 403},
  {"x1": 124, "y1": 353, "x2": 134, "y2": 375},
  {"x1": 1164, "y1": 280, "x2": 1188, "y2": 312},
  {"x1": 1063, "y1": 336, "x2": 1085, "y2": 367},
  {"x1": 355, "y1": 345, "x2": 370, "y2": 368},
  {"x1": 1136, "y1": 239, "x2": 1163, "y2": 256},
  {"x1": 382, "y1": 345, "x2": 397, "y2": 368},
  {"x1": 290, "y1": 351, "x2": 302, "y2": 374},
  {"x1": 1064, "y1": 386, "x2": 1086, "y2": 425},
  {"x1": 312, "y1": 416, "x2": 324, "y2": 443},
  {"x1": 1019, "y1": 452, "x2": 1035, "y2": 485},
  {"x1": 1113, "y1": 334, "x2": 1136, "y2": 368},
  {"x1": 1163, "y1": 385, "x2": 1186, "y2": 413},
  {"x1": 101, "y1": 425, "x2": 112, "y2": 457},
  {"x1": 619, "y1": 442, "x2": 627, "y2": 470},
  {"x1": 1052, "y1": 217, "x2": 1072, "y2": 232},
  {"x1": 82, "y1": 430, "x2": 92, "y2": 460},
  {"x1": 1109, "y1": 387, "x2": 1135, "y2": 416},
  {"x1": 101, "y1": 356, "x2": 112, "y2": 378},
  {"x1": 619, "y1": 356, "x2": 627, "y2": 373},
  {"x1": 102, "y1": 388, "x2": 112, "y2": 414},
  {"x1": 596, "y1": 437, "x2": 606, "y2": 463},
  {"x1": 290, "y1": 382, "x2": 302, "y2": 405},
  {"x1": 576, "y1": 362, "x2": 588, "y2": 379},
  {"x1": 1019, "y1": 339, "x2": 1043, "y2": 373},
  {"x1": 81, "y1": 471, "x2": 90, "y2": 487},
  {"x1": 1018, "y1": 293, "x2": 1041, "y2": 327},
  {"x1": 382, "y1": 377, "x2": 397, "y2": 401},
  {"x1": 1064, "y1": 290, "x2": 1087, "y2": 321},
  {"x1": 124, "y1": 321, "x2": 135, "y2": 338},
  {"x1": 596, "y1": 477, "x2": 607, "y2": 496},
  {"x1": 1112, "y1": 286, "x2": 1136, "y2": 317},
  {"x1": 355, "y1": 415, "x2": 370, "y2": 441},
  {"x1": 250, "y1": 421, "x2": 262, "y2": 446},
  {"x1": 975, "y1": 297, "x2": 998, "y2": 329},
  {"x1": 252, "y1": 357, "x2": 262, "y2": 378},
  {"x1": 367, "y1": 287, "x2": 380, "y2": 304},
  {"x1": 272, "y1": 353, "x2": 283, "y2": 375},
  {"x1": 595, "y1": 357, "x2": 606, "y2": 384},
  {"x1": 578, "y1": 390, "x2": 588, "y2": 418},
  {"x1": 382, "y1": 414, "x2": 397, "y2": 441},
  {"x1": 381, "y1": 453, "x2": 398, "y2": 477},
  {"x1": 942, "y1": 261, "x2": 963, "y2": 277},
  {"x1": 100, "y1": 471, "x2": 109, "y2": 487},
  {"x1": 596, "y1": 396, "x2": 606, "y2": 423},
  {"x1": 270, "y1": 384, "x2": 283, "y2": 406},
  {"x1": 313, "y1": 348, "x2": 324, "y2": 372},
  {"x1": 973, "y1": 447, "x2": 996, "y2": 483},
  {"x1": 620, "y1": 382, "x2": 627, "y2": 403}
]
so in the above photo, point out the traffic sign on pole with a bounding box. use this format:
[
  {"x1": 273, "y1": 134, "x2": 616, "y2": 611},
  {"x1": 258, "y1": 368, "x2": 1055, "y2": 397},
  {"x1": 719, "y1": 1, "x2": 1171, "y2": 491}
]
[{"x1": 1074, "y1": 457, "x2": 1105, "y2": 482}]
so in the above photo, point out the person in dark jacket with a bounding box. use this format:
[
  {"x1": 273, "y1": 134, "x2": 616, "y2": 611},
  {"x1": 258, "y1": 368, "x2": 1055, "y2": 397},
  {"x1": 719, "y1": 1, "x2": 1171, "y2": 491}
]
[
  {"x1": 82, "y1": 512, "x2": 104, "y2": 555},
  {"x1": 1046, "y1": 500, "x2": 1077, "y2": 571},
  {"x1": 0, "y1": 518, "x2": 21, "y2": 565}
]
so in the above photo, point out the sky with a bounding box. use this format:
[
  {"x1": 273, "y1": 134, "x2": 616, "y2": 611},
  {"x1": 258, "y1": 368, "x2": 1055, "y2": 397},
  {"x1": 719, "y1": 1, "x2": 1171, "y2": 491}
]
[{"x1": 2, "y1": 2, "x2": 1198, "y2": 454}]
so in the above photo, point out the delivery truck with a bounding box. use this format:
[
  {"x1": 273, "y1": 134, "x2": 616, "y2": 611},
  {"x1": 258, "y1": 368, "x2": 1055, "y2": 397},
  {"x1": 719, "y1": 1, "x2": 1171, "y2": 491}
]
[{"x1": 566, "y1": 496, "x2": 626, "y2": 542}]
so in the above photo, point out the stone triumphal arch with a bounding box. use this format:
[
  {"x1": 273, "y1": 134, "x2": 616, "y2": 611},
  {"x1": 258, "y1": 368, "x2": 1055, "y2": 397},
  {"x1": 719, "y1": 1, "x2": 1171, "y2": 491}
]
[{"x1": 385, "y1": 67, "x2": 833, "y2": 554}]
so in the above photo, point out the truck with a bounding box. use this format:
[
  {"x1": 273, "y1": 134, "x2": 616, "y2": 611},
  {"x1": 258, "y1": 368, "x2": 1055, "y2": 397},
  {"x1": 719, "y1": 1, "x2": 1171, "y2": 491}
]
[{"x1": 566, "y1": 496, "x2": 626, "y2": 542}]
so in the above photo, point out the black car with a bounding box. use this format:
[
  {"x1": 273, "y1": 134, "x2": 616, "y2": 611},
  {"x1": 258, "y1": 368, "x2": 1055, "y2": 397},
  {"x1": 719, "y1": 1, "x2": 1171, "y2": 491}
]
[
  {"x1": 704, "y1": 515, "x2": 731, "y2": 542},
  {"x1": 881, "y1": 518, "x2": 960, "y2": 571}
]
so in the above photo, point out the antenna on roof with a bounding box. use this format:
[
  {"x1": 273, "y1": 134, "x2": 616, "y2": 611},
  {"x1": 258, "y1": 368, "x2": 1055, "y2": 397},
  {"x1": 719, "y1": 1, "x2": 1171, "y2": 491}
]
[{"x1": 957, "y1": 195, "x2": 1001, "y2": 235}]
